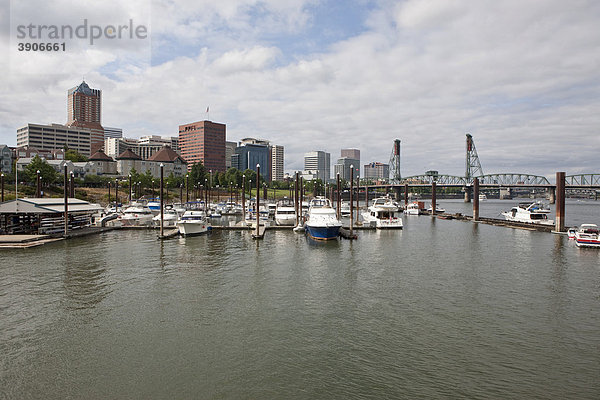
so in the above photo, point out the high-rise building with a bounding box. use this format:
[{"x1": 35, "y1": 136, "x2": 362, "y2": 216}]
[
  {"x1": 364, "y1": 162, "x2": 389, "y2": 179},
  {"x1": 271, "y1": 144, "x2": 284, "y2": 181},
  {"x1": 225, "y1": 141, "x2": 237, "y2": 169},
  {"x1": 66, "y1": 81, "x2": 104, "y2": 154},
  {"x1": 178, "y1": 120, "x2": 226, "y2": 172},
  {"x1": 104, "y1": 127, "x2": 123, "y2": 139},
  {"x1": 334, "y1": 157, "x2": 360, "y2": 181},
  {"x1": 304, "y1": 151, "x2": 330, "y2": 181},
  {"x1": 17, "y1": 123, "x2": 92, "y2": 156},
  {"x1": 0, "y1": 145, "x2": 12, "y2": 174},
  {"x1": 341, "y1": 148, "x2": 360, "y2": 160},
  {"x1": 233, "y1": 139, "x2": 269, "y2": 180}
]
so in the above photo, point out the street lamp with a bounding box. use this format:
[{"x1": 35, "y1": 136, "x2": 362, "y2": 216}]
[
  {"x1": 36, "y1": 170, "x2": 41, "y2": 197},
  {"x1": 186, "y1": 173, "x2": 189, "y2": 204},
  {"x1": 128, "y1": 174, "x2": 132, "y2": 204}
]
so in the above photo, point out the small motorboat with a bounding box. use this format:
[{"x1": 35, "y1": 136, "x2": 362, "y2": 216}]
[{"x1": 574, "y1": 224, "x2": 600, "y2": 248}]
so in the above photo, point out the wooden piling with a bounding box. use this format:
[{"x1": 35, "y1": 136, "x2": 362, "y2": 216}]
[
  {"x1": 336, "y1": 173, "x2": 341, "y2": 220},
  {"x1": 350, "y1": 165, "x2": 354, "y2": 235},
  {"x1": 160, "y1": 163, "x2": 164, "y2": 238},
  {"x1": 1, "y1": 173, "x2": 4, "y2": 202},
  {"x1": 242, "y1": 175, "x2": 246, "y2": 222},
  {"x1": 473, "y1": 178, "x2": 479, "y2": 221},
  {"x1": 63, "y1": 165, "x2": 68, "y2": 236},
  {"x1": 255, "y1": 164, "x2": 262, "y2": 239},
  {"x1": 555, "y1": 172, "x2": 565, "y2": 232},
  {"x1": 431, "y1": 181, "x2": 437, "y2": 215}
]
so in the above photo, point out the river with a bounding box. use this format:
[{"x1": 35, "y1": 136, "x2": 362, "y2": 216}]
[{"x1": 1, "y1": 199, "x2": 599, "y2": 399}]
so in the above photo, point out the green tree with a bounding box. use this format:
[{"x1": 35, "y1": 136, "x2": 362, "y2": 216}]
[
  {"x1": 64, "y1": 149, "x2": 88, "y2": 162},
  {"x1": 189, "y1": 162, "x2": 206, "y2": 187},
  {"x1": 24, "y1": 155, "x2": 57, "y2": 184}
]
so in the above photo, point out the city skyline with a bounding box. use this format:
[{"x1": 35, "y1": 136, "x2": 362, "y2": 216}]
[{"x1": 1, "y1": 1, "x2": 599, "y2": 178}]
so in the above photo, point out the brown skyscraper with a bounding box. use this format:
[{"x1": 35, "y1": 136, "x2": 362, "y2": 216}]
[
  {"x1": 66, "y1": 81, "x2": 105, "y2": 154},
  {"x1": 179, "y1": 120, "x2": 226, "y2": 172}
]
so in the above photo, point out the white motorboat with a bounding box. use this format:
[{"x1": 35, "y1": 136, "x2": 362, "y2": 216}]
[
  {"x1": 147, "y1": 199, "x2": 161, "y2": 214},
  {"x1": 568, "y1": 227, "x2": 577, "y2": 239},
  {"x1": 574, "y1": 224, "x2": 600, "y2": 248},
  {"x1": 501, "y1": 202, "x2": 554, "y2": 225},
  {"x1": 267, "y1": 203, "x2": 277, "y2": 216},
  {"x1": 362, "y1": 197, "x2": 403, "y2": 229},
  {"x1": 479, "y1": 194, "x2": 487, "y2": 201},
  {"x1": 274, "y1": 198, "x2": 297, "y2": 226},
  {"x1": 118, "y1": 203, "x2": 154, "y2": 226},
  {"x1": 427, "y1": 204, "x2": 446, "y2": 214},
  {"x1": 339, "y1": 201, "x2": 351, "y2": 217},
  {"x1": 178, "y1": 210, "x2": 210, "y2": 236},
  {"x1": 404, "y1": 201, "x2": 423, "y2": 215},
  {"x1": 305, "y1": 197, "x2": 342, "y2": 240},
  {"x1": 152, "y1": 206, "x2": 180, "y2": 228}
]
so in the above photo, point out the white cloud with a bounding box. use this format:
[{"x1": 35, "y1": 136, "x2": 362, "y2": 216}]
[{"x1": 1, "y1": 0, "x2": 599, "y2": 179}]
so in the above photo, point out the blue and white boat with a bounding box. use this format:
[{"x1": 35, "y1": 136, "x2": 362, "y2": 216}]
[
  {"x1": 305, "y1": 197, "x2": 342, "y2": 240},
  {"x1": 147, "y1": 198, "x2": 161, "y2": 214}
]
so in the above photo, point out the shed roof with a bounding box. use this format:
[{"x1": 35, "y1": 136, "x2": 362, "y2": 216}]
[{"x1": 0, "y1": 198, "x2": 103, "y2": 214}]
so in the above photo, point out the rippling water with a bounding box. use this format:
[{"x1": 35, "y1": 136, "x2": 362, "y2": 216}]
[{"x1": 1, "y1": 201, "x2": 599, "y2": 399}]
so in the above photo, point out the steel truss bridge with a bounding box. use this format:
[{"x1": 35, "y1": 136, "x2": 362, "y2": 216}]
[{"x1": 371, "y1": 137, "x2": 600, "y2": 190}]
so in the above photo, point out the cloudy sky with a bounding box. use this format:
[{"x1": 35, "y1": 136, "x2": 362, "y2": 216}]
[{"x1": 1, "y1": 0, "x2": 599, "y2": 178}]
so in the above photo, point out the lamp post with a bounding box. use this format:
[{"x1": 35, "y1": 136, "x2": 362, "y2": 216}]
[
  {"x1": 186, "y1": 174, "x2": 189, "y2": 204},
  {"x1": 152, "y1": 179, "x2": 155, "y2": 199},
  {"x1": 216, "y1": 185, "x2": 220, "y2": 202},
  {"x1": 350, "y1": 165, "x2": 354, "y2": 235},
  {"x1": 115, "y1": 178, "x2": 119, "y2": 211},
  {"x1": 1, "y1": 173, "x2": 4, "y2": 202},
  {"x1": 36, "y1": 170, "x2": 41, "y2": 197},
  {"x1": 128, "y1": 174, "x2": 132, "y2": 204},
  {"x1": 138, "y1": 181, "x2": 142, "y2": 199},
  {"x1": 242, "y1": 175, "x2": 246, "y2": 221},
  {"x1": 70, "y1": 172, "x2": 74, "y2": 198},
  {"x1": 160, "y1": 163, "x2": 164, "y2": 237},
  {"x1": 204, "y1": 178, "x2": 208, "y2": 211}
]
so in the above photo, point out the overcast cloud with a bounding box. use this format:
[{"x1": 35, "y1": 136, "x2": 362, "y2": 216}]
[{"x1": 1, "y1": 0, "x2": 599, "y2": 178}]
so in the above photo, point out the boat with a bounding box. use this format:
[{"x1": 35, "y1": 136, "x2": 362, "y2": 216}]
[
  {"x1": 500, "y1": 202, "x2": 554, "y2": 225},
  {"x1": 574, "y1": 224, "x2": 600, "y2": 248},
  {"x1": 274, "y1": 198, "x2": 297, "y2": 226},
  {"x1": 147, "y1": 198, "x2": 161, "y2": 214},
  {"x1": 305, "y1": 197, "x2": 342, "y2": 240},
  {"x1": 404, "y1": 201, "x2": 424, "y2": 215},
  {"x1": 567, "y1": 227, "x2": 577, "y2": 239},
  {"x1": 361, "y1": 197, "x2": 403, "y2": 229},
  {"x1": 177, "y1": 210, "x2": 210, "y2": 236},
  {"x1": 479, "y1": 194, "x2": 487, "y2": 201},
  {"x1": 152, "y1": 206, "x2": 180, "y2": 228},
  {"x1": 118, "y1": 203, "x2": 154, "y2": 226},
  {"x1": 266, "y1": 203, "x2": 277, "y2": 217},
  {"x1": 339, "y1": 201, "x2": 351, "y2": 217},
  {"x1": 427, "y1": 204, "x2": 446, "y2": 214}
]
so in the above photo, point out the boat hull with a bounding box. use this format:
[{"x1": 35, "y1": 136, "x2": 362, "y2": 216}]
[
  {"x1": 305, "y1": 225, "x2": 341, "y2": 240},
  {"x1": 575, "y1": 238, "x2": 600, "y2": 248},
  {"x1": 178, "y1": 221, "x2": 209, "y2": 236}
]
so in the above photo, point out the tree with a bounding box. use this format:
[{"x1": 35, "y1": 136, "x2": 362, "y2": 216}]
[
  {"x1": 64, "y1": 149, "x2": 88, "y2": 162},
  {"x1": 189, "y1": 162, "x2": 206, "y2": 187},
  {"x1": 24, "y1": 155, "x2": 57, "y2": 184}
]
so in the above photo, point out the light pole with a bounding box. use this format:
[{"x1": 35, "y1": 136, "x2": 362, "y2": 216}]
[
  {"x1": 186, "y1": 174, "x2": 189, "y2": 204},
  {"x1": 128, "y1": 174, "x2": 132, "y2": 204},
  {"x1": 36, "y1": 170, "x2": 41, "y2": 197},
  {"x1": 70, "y1": 172, "x2": 74, "y2": 198}
]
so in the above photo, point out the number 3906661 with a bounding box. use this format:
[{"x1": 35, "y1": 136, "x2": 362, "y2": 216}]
[{"x1": 18, "y1": 42, "x2": 66, "y2": 51}]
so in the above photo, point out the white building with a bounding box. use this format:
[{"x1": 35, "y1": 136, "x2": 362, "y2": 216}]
[
  {"x1": 16, "y1": 123, "x2": 92, "y2": 156},
  {"x1": 304, "y1": 151, "x2": 330, "y2": 181},
  {"x1": 271, "y1": 144, "x2": 284, "y2": 181}
]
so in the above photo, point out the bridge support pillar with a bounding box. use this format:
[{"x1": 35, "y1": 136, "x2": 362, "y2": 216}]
[
  {"x1": 394, "y1": 186, "x2": 401, "y2": 202},
  {"x1": 404, "y1": 184, "x2": 409, "y2": 207},
  {"x1": 548, "y1": 188, "x2": 555, "y2": 204},
  {"x1": 431, "y1": 182, "x2": 436, "y2": 215},
  {"x1": 473, "y1": 178, "x2": 479, "y2": 221},
  {"x1": 464, "y1": 186, "x2": 471, "y2": 203},
  {"x1": 555, "y1": 172, "x2": 565, "y2": 232}
]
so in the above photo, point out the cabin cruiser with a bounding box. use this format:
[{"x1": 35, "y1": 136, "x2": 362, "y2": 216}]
[
  {"x1": 267, "y1": 203, "x2": 277, "y2": 217},
  {"x1": 339, "y1": 201, "x2": 351, "y2": 217},
  {"x1": 362, "y1": 197, "x2": 403, "y2": 229},
  {"x1": 274, "y1": 198, "x2": 297, "y2": 226},
  {"x1": 479, "y1": 193, "x2": 487, "y2": 201},
  {"x1": 118, "y1": 203, "x2": 154, "y2": 226},
  {"x1": 244, "y1": 202, "x2": 270, "y2": 227},
  {"x1": 574, "y1": 224, "x2": 600, "y2": 248},
  {"x1": 147, "y1": 199, "x2": 161, "y2": 214},
  {"x1": 305, "y1": 197, "x2": 342, "y2": 240},
  {"x1": 152, "y1": 206, "x2": 181, "y2": 228},
  {"x1": 501, "y1": 202, "x2": 554, "y2": 225},
  {"x1": 178, "y1": 210, "x2": 210, "y2": 236},
  {"x1": 404, "y1": 201, "x2": 422, "y2": 215}
]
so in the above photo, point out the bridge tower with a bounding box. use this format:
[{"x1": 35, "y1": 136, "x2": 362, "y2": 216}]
[
  {"x1": 389, "y1": 139, "x2": 401, "y2": 183},
  {"x1": 465, "y1": 134, "x2": 483, "y2": 182}
]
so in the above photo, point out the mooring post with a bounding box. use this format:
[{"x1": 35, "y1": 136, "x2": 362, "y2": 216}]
[
  {"x1": 242, "y1": 175, "x2": 246, "y2": 222},
  {"x1": 555, "y1": 172, "x2": 566, "y2": 232},
  {"x1": 63, "y1": 165, "x2": 68, "y2": 237},
  {"x1": 294, "y1": 172, "x2": 299, "y2": 226},
  {"x1": 350, "y1": 165, "x2": 354, "y2": 235},
  {"x1": 1, "y1": 173, "x2": 4, "y2": 202},
  {"x1": 473, "y1": 178, "x2": 480, "y2": 221},
  {"x1": 336, "y1": 173, "x2": 341, "y2": 220},
  {"x1": 255, "y1": 164, "x2": 260, "y2": 238},
  {"x1": 356, "y1": 177, "x2": 360, "y2": 221},
  {"x1": 300, "y1": 177, "x2": 304, "y2": 223},
  {"x1": 115, "y1": 179, "x2": 119, "y2": 211},
  {"x1": 431, "y1": 181, "x2": 437, "y2": 215},
  {"x1": 159, "y1": 163, "x2": 164, "y2": 238}
]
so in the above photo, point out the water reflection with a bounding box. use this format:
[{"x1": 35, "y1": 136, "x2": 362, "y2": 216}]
[{"x1": 62, "y1": 247, "x2": 111, "y2": 311}]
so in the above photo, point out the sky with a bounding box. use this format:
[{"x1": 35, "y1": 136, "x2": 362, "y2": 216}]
[{"x1": 1, "y1": 0, "x2": 599, "y2": 179}]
